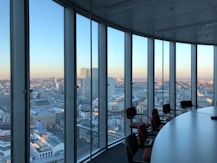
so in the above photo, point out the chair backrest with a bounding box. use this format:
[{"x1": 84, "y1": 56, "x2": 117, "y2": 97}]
[
  {"x1": 152, "y1": 108, "x2": 159, "y2": 116},
  {"x1": 137, "y1": 124, "x2": 149, "y2": 146},
  {"x1": 181, "y1": 100, "x2": 193, "y2": 108},
  {"x1": 163, "y1": 104, "x2": 171, "y2": 114},
  {"x1": 151, "y1": 113, "x2": 161, "y2": 130},
  {"x1": 125, "y1": 133, "x2": 138, "y2": 163},
  {"x1": 126, "y1": 107, "x2": 137, "y2": 119},
  {"x1": 186, "y1": 100, "x2": 193, "y2": 107}
]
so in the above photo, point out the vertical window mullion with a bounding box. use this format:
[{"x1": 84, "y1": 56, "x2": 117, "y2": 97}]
[
  {"x1": 98, "y1": 23, "x2": 107, "y2": 148},
  {"x1": 11, "y1": 0, "x2": 29, "y2": 162},
  {"x1": 64, "y1": 7, "x2": 76, "y2": 163},
  {"x1": 147, "y1": 38, "x2": 154, "y2": 116},
  {"x1": 214, "y1": 46, "x2": 217, "y2": 106},
  {"x1": 169, "y1": 42, "x2": 176, "y2": 112},
  {"x1": 191, "y1": 44, "x2": 197, "y2": 107}
]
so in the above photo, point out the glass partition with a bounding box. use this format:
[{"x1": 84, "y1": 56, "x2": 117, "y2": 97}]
[
  {"x1": 154, "y1": 40, "x2": 170, "y2": 111},
  {"x1": 132, "y1": 35, "x2": 148, "y2": 121},
  {"x1": 29, "y1": 1, "x2": 64, "y2": 162},
  {"x1": 76, "y1": 14, "x2": 99, "y2": 160},
  {"x1": 197, "y1": 45, "x2": 214, "y2": 107},
  {"x1": 107, "y1": 27, "x2": 125, "y2": 144},
  {"x1": 176, "y1": 43, "x2": 191, "y2": 109},
  {"x1": 76, "y1": 14, "x2": 91, "y2": 159}
]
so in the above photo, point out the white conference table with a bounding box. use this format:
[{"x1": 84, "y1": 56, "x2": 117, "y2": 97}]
[{"x1": 151, "y1": 106, "x2": 217, "y2": 163}]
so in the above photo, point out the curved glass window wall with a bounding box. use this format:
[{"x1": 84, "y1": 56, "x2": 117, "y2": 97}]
[{"x1": 7, "y1": 1, "x2": 217, "y2": 162}]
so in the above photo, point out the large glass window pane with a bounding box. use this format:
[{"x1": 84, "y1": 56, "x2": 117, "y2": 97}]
[
  {"x1": 176, "y1": 43, "x2": 191, "y2": 109},
  {"x1": 76, "y1": 14, "x2": 99, "y2": 160},
  {"x1": 30, "y1": 1, "x2": 64, "y2": 162},
  {"x1": 0, "y1": 1, "x2": 11, "y2": 162},
  {"x1": 91, "y1": 21, "x2": 99, "y2": 152},
  {"x1": 154, "y1": 40, "x2": 170, "y2": 111},
  {"x1": 197, "y1": 45, "x2": 214, "y2": 107},
  {"x1": 132, "y1": 35, "x2": 148, "y2": 121},
  {"x1": 107, "y1": 27, "x2": 125, "y2": 144},
  {"x1": 76, "y1": 14, "x2": 91, "y2": 160}
]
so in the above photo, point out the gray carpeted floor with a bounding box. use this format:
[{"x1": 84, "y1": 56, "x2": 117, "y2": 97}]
[{"x1": 88, "y1": 143, "x2": 145, "y2": 163}]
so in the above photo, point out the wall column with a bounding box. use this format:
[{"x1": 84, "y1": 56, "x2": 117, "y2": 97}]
[
  {"x1": 11, "y1": 0, "x2": 30, "y2": 162},
  {"x1": 147, "y1": 38, "x2": 154, "y2": 116},
  {"x1": 98, "y1": 23, "x2": 107, "y2": 147},
  {"x1": 64, "y1": 7, "x2": 76, "y2": 162},
  {"x1": 169, "y1": 42, "x2": 176, "y2": 114},
  {"x1": 125, "y1": 32, "x2": 132, "y2": 135},
  {"x1": 191, "y1": 44, "x2": 197, "y2": 107}
]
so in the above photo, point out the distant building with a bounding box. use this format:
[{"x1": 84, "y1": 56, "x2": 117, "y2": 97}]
[
  {"x1": 92, "y1": 68, "x2": 98, "y2": 99},
  {"x1": 0, "y1": 141, "x2": 10, "y2": 163},
  {"x1": 80, "y1": 68, "x2": 90, "y2": 78},
  {"x1": 0, "y1": 110, "x2": 10, "y2": 124},
  {"x1": 30, "y1": 132, "x2": 63, "y2": 162},
  {"x1": 107, "y1": 95, "x2": 124, "y2": 112},
  {"x1": 52, "y1": 108, "x2": 64, "y2": 126},
  {"x1": 31, "y1": 99, "x2": 50, "y2": 108},
  {"x1": 108, "y1": 77, "x2": 116, "y2": 97},
  {"x1": 80, "y1": 68, "x2": 99, "y2": 100},
  {"x1": 30, "y1": 108, "x2": 56, "y2": 128}
]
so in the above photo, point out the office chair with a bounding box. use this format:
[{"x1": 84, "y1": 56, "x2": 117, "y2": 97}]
[
  {"x1": 137, "y1": 124, "x2": 155, "y2": 148},
  {"x1": 126, "y1": 107, "x2": 150, "y2": 130},
  {"x1": 180, "y1": 100, "x2": 200, "y2": 112},
  {"x1": 137, "y1": 124, "x2": 154, "y2": 162},
  {"x1": 162, "y1": 104, "x2": 175, "y2": 121},
  {"x1": 125, "y1": 133, "x2": 139, "y2": 163},
  {"x1": 142, "y1": 147, "x2": 152, "y2": 162},
  {"x1": 151, "y1": 108, "x2": 167, "y2": 123},
  {"x1": 125, "y1": 133, "x2": 152, "y2": 163},
  {"x1": 151, "y1": 109, "x2": 165, "y2": 131}
]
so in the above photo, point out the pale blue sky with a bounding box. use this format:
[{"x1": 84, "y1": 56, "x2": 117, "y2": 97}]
[
  {"x1": 0, "y1": 0, "x2": 214, "y2": 80},
  {"x1": 0, "y1": 0, "x2": 10, "y2": 79},
  {"x1": 30, "y1": 0, "x2": 64, "y2": 78}
]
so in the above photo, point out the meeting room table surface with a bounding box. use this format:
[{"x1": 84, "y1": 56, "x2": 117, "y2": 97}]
[{"x1": 151, "y1": 106, "x2": 217, "y2": 163}]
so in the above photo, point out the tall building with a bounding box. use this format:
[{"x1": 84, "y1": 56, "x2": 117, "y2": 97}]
[
  {"x1": 108, "y1": 77, "x2": 116, "y2": 97},
  {"x1": 80, "y1": 68, "x2": 90, "y2": 78},
  {"x1": 92, "y1": 68, "x2": 98, "y2": 99}
]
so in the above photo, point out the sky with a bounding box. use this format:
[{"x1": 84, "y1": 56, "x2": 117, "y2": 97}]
[
  {"x1": 0, "y1": 0, "x2": 10, "y2": 79},
  {"x1": 0, "y1": 0, "x2": 215, "y2": 80}
]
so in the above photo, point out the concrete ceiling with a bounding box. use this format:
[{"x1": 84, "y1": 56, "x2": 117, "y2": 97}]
[{"x1": 58, "y1": 0, "x2": 217, "y2": 45}]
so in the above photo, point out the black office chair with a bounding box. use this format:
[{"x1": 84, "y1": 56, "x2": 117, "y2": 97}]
[
  {"x1": 151, "y1": 109, "x2": 165, "y2": 131},
  {"x1": 163, "y1": 103, "x2": 176, "y2": 121},
  {"x1": 180, "y1": 100, "x2": 198, "y2": 112},
  {"x1": 137, "y1": 124, "x2": 155, "y2": 148},
  {"x1": 126, "y1": 107, "x2": 150, "y2": 130},
  {"x1": 152, "y1": 108, "x2": 167, "y2": 124},
  {"x1": 125, "y1": 133, "x2": 152, "y2": 163}
]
